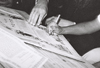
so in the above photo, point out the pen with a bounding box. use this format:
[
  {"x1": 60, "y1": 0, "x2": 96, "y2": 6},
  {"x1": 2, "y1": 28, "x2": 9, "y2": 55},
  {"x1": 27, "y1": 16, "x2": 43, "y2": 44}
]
[
  {"x1": 49, "y1": 14, "x2": 61, "y2": 35},
  {"x1": 55, "y1": 14, "x2": 61, "y2": 24}
]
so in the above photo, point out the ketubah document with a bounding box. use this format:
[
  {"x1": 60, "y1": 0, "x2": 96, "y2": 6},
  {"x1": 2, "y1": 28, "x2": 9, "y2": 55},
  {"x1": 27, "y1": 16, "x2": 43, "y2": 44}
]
[
  {"x1": 0, "y1": 7, "x2": 48, "y2": 68},
  {"x1": 0, "y1": 6, "x2": 95, "y2": 68}
]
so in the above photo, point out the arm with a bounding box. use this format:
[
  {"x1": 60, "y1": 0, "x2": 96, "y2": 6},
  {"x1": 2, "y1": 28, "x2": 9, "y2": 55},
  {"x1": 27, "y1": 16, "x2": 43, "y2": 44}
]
[
  {"x1": 28, "y1": 0, "x2": 49, "y2": 26},
  {"x1": 35, "y1": 0, "x2": 49, "y2": 5},
  {"x1": 60, "y1": 16, "x2": 100, "y2": 35},
  {"x1": 46, "y1": 15, "x2": 100, "y2": 35}
]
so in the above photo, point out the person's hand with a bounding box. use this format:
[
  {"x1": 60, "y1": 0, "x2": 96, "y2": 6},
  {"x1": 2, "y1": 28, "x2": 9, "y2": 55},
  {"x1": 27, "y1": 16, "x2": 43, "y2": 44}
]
[
  {"x1": 28, "y1": 3, "x2": 48, "y2": 26},
  {"x1": 46, "y1": 17, "x2": 62, "y2": 35}
]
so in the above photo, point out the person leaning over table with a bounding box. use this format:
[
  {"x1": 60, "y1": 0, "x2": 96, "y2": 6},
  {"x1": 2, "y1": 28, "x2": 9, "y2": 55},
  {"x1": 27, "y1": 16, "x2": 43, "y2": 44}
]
[
  {"x1": 28, "y1": 0, "x2": 100, "y2": 67},
  {"x1": 28, "y1": 0, "x2": 49, "y2": 26}
]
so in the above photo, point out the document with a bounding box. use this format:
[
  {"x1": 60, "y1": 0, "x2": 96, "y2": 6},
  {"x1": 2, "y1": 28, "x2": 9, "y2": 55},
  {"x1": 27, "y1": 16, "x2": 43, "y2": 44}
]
[
  {"x1": 0, "y1": 6, "x2": 95, "y2": 68},
  {"x1": 0, "y1": 7, "x2": 79, "y2": 60},
  {"x1": 0, "y1": 6, "x2": 48, "y2": 68},
  {"x1": 0, "y1": 28, "x2": 47, "y2": 68}
]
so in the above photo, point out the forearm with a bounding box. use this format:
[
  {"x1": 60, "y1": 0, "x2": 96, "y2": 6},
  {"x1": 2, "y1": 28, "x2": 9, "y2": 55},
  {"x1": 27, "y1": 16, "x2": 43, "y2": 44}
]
[
  {"x1": 60, "y1": 17, "x2": 100, "y2": 35},
  {"x1": 58, "y1": 18, "x2": 76, "y2": 27}
]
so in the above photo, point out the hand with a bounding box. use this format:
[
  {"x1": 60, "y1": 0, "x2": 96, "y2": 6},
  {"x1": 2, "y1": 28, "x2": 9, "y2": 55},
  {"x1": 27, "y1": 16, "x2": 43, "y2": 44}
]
[
  {"x1": 45, "y1": 16, "x2": 76, "y2": 27},
  {"x1": 28, "y1": 3, "x2": 48, "y2": 26},
  {"x1": 46, "y1": 17, "x2": 62, "y2": 35}
]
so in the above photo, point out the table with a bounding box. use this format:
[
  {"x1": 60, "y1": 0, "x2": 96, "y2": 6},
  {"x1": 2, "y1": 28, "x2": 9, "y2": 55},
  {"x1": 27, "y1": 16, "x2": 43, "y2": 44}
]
[
  {"x1": 0, "y1": 6, "x2": 95, "y2": 68},
  {"x1": 29, "y1": 35, "x2": 95, "y2": 68}
]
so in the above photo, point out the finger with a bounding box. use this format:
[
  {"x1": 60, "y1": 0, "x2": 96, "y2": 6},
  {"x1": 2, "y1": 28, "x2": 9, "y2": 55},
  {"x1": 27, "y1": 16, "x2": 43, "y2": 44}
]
[
  {"x1": 28, "y1": 9, "x2": 35, "y2": 23},
  {"x1": 48, "y1": 26, "x2": 53, "y2": 35},
  {"x1": 32, "y1": 12, "x2": 39, "y2": 26},
  {"x1": 49, "y1": 25, "x2": 58, "y2": 35},
  {"x1": 52, "y1": 30, "x2": 58, "y2": 36},
  {"x1": 28, "y1": 11, "x2": 36, "y2": 24},
  {"x1": 53, "y1": 32, "x2": 58, "y2": 36},
  {"x1": 37, "y1": 14, "x2": 43, "y2": 26},
  {"x1": 49, "y1": 29, "x2": 53, "y2": 35},
  {"x1": 43, "y1": 13, "x2": 47, "y2": 20},
  {"x1": 30, "y1": 11, "x2": 38, "y2": 25}
]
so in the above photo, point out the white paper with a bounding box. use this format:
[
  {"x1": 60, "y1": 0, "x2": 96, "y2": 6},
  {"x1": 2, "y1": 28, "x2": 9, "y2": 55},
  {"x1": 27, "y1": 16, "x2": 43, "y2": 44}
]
[{"x1": 0, "y1": 27, "x2": 48, "y2": 68}]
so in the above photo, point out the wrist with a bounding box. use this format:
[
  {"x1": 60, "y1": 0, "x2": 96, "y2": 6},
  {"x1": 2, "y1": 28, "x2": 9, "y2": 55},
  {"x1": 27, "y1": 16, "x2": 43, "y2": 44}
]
[
  {"x1": 35, "y1": 0, "x2": 48, "y2": 5},
  {"x1": 59, "y1": 27, "x2": 64, "y2": 34},
  {"x1": 59, "y1": 27, "x2": 70, "y2": 35}
]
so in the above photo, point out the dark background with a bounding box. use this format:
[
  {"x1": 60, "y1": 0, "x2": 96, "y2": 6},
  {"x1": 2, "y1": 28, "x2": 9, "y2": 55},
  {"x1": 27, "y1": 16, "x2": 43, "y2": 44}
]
[
  {"x1": 12, "y1": 0, "x2": 64, "y2": 15},
  {"x1": 12, "y1": 0, "x2": 35, "y2": 14}
]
